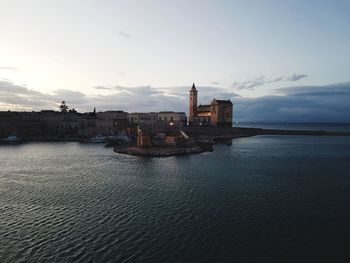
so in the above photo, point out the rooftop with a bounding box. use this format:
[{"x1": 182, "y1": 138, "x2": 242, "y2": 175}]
[{"x1": 211, "y1": 99, "x2": 233, "y2": 105}]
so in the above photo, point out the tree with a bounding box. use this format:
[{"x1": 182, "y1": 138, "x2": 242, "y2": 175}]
[{"x1": 59, "y1": 101, "x2": 69, "y2": 112}]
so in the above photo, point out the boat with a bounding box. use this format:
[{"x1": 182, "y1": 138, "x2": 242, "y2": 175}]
[
  {"x1": 0, "y1": 135, "x2": 22, "y2": 144},
  {"x1": 85, "y1": 135, "x2": 107, "y2": 143},
  {"x1": 105, "y1": 134, "x2": 131, "y2": 147},
  {"x1": 109, "y1": 134, "x2": 130, "y2": 142}
]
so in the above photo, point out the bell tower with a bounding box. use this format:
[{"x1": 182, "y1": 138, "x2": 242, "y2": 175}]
[{"x1": 189, "y1": 83, "x2": 197, "y2": 125}]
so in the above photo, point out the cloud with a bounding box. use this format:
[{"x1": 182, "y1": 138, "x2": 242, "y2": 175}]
[
  {"x1": 0, "y1": 80, "x2": 42, "y2": 96},
  {"x1": 272, "y1": 76, "x2": 284, "y2": 82},
  {"x1": 233, "y1": 82, "x2": 350, "y2": 122},
  {"x1": 119, "y1": 31, "x2": 132, "y2": 39},
  {"x1": 52, "y1": 89, "x2": 86, "y2": 105},
  {"x1": 0, "y1": 80, "x2": 55, "y2": 110},
  {"x1": 210, "y1": 81, "x2": 220, "y2": 85},
  {"x1": 94, "y1": 86, "x2": 113, "y2": 90},
  {"x1": 0, "y1": 81, "x2": 239, "y2": 113},
  {"x1": 286, "y1": 73, "x2": 308, "y2": 82},
  {"x1": 2, "y1": 80, "x2": 349, "y2": 122},
  {"x1": 232, "y1": 76, "x2": 269, "y2": 90},
  {"x1": 0, "y1": 67, "x2": 19, "y2": 71},
  {"x1": 232, "y1": 73, "x2": 308, "y2": 90}
]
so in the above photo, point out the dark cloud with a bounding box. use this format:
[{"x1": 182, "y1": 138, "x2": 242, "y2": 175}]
[
  {"x1": 232, "y1": 76, "x2": 267, "y2": 90},
  {"x1": 287, "y1": 73, "x2": 308, "y2": 82},
  {"x1": 272, "y1": 76, "x2": 284, "y2": 82},
  {"x1": 232, "y1": 74, "x2": 308, "y2": 90},
  {"x1": 233, "y1": 82, "x2": 350, "y2": 122},
  {"x1": 119, "y1": 31, "x2": 132, "y2": 39}
]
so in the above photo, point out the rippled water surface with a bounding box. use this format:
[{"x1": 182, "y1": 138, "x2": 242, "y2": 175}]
[{"x1": 1, "y1": 136, "x2": 350, "y2": 262}]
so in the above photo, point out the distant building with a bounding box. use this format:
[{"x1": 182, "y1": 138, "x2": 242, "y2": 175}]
[
  {"x1": 40, "y1": 110, "x2": 78, "y2": 137},
  {"x1": 77, "y1": 112, "x2": 97, "y2": 138},
  {"x1": 97, "y1": 110, "x2": 128, "y2": 121},
  {"x1": 157, "y1": 111, "x2": 187, "y2": 128},
  {"x1": 189, "y1": 83, "x2": 233, "y2": 128},
  {"x1": 77, "y1": 110, "x2": 132, "y2": 138},
  {"x1": 128, "y1": 112, "x2": 158, "y2": 128},
  {"x1": 0, "y1": 111, "x2": 20, "y2": 138},
  {"x1": 0, "y1": 110, "x2": 79, "y2": 138},
  {"x1": 97, "y1": 110, "x2": 129, "y2": 133},
  {"x1": 128, "y1": 111, "x2": 187, "y2": 129}
]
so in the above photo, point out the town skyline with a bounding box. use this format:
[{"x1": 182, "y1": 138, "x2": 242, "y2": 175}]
[
  {"x1": 1, "y1": 0, "x2": 350, "y2": 121},
  {"x1": 1, "y1": 81, "x2": 350, "y2": 122}
]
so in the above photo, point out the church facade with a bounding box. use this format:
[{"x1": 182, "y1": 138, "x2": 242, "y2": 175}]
[{"x1": 189, "y1": 83, "x2": 233, "y2": 128}]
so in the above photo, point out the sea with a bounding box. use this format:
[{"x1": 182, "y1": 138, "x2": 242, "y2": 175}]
[{"x1": 1, "y1": 123, "x2": 350, "y2": 262}]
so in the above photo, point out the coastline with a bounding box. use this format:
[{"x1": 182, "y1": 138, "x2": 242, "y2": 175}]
[
  {"x1": 112, "y1": 127, "x2": 350, "y2": 157},
  {"x1": 114, "y1": 145, "x2": 204, "y2": 157},
  {"x1": 3, "y1": 127, "x2": 350, "y2": 157}
]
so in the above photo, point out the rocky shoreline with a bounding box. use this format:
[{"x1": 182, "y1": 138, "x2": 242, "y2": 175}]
[
  {"x1": 114, "y1": 127, "x2": 350, "y2": 157},
  {"x1": 114, "y1": 145, "x2": 204, "y2": 157}
]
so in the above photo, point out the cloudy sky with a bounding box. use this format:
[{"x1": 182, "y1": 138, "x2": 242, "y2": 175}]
[{"x1": 1, "y1": 0, "x2": 350, "y2": 121}]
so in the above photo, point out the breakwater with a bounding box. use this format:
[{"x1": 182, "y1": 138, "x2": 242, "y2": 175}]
[
  {"x1": 113, "y1": 127, "x2": 350, "y2": 157},
  {"x1": 184, "y1": 126, "x2": 350, "y2": 138}
]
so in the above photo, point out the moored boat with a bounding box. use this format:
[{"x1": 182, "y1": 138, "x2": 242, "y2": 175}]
[
  {"x1": 105, "y1": 134, "x2": 131, "y2": 147},
  {"x1": 0, "y1": 135, "x2": 23, "y2": 144},
  {"x1": 85, "y1": 135, "x2": 107, "y2": 143}
]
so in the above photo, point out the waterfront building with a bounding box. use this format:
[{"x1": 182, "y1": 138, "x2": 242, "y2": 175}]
[
  {"x1": 60, "y1": 111, "x2": 78, "y2": 137},
  {"x1": 19, "y1": 112, "x2": 42, "y2": 137},
  {"x1": 189, "y1": 83, "x2": 233, "y2": 128},
  {"x1": 0, "y1": 111, "x2": 21, "y2": 138},
  {"x1": 77, "y1": 112, "x2": 97, "y2": 138},
  {"x1": 97, "y1": 110, "x2": 130, "y2": 133},
  {"x1": 0, "y1": 110, "x2": 79, "y2": 138},
  {"x1": 128, "y1": 112, "x2": 158, "y2": 128},
  {"x1": 78, "y1": 111, "x2": 114, "y2": 138},
  {"x1": 157, "y1": 111, "x2": 187, "y2": 128}
]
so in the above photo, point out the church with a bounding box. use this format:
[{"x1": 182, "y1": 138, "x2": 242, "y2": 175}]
[{"x1": 189, "y1": 83, "x2": 233, "y2": 128}]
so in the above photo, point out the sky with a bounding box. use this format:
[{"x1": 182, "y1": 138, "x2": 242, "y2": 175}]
[{"x1": 0, "y1": 0, "x2": 350, "y2": 121}]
